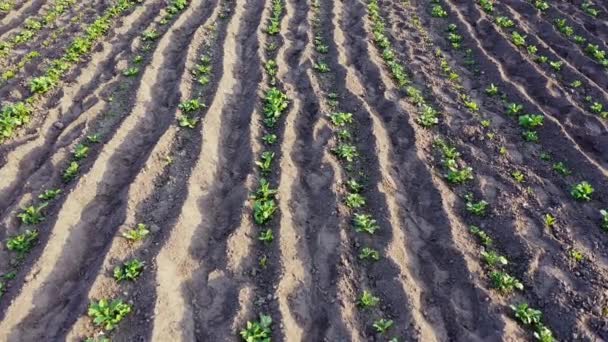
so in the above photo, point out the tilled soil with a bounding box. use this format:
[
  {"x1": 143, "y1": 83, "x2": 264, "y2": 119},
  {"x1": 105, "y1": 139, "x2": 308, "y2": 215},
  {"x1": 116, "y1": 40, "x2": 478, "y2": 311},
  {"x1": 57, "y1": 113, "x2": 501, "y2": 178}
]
[{"x1": 0, "y1": 0, "x2": 607, "y2": 341}]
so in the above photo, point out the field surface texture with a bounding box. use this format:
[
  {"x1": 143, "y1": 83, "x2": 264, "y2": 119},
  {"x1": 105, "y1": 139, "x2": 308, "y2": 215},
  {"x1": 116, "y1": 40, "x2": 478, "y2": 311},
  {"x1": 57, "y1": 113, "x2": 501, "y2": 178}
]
[{"x1": 0, "y1": 0, "x2": 607, "y2": 341}]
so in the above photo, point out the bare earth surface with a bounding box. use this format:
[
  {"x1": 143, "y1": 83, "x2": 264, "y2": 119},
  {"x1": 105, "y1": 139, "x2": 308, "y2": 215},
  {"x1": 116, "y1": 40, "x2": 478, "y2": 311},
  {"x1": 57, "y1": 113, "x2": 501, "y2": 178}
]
[{"x1": 0, "y1": 0, "x2": 607, "y2": 341}]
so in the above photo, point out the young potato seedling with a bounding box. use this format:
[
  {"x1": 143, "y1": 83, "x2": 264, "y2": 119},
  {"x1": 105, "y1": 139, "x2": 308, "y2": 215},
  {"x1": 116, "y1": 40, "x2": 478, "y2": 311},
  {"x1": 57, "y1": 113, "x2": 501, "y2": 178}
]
[
  {"x1": 256, "y1": 151, "x2": 275, "y2": 174},
  {"x1": 571, "y1": 181, "x2": 594, "y2": 201},
  {"x1": 240, "y1": 314, "x2": 272, "y2": 342},
  {"x1": 431, "y1": 4, "x2": 447, "y2": 18},
  {"x1": 481, "y1": 250, "x2": 507, "y2": 268},
  {"x1": 113, "y1": 259, "x2": 144, "y2": 282},
  {"x1": 253, "y1": 199, "x2": 277, "y2": 225},
  {"x1": 262, "y1": 133, "x2": 277, "y2": 145},
  {"x1": 254, "y1": 178, "x2": 277, "y2": 201},
  {"x1": 552, "y1": 162, "x2": 571, "y2": 176},
  {"x1": 358, "y1": 290, "x2": 379, "y2": 309},
  {"x1": 73, "y1": 143, "x2": 89, "y2": 160},
  {"x1": 63, "y1": 161, "x2": 79, "y2": 182},
  {"x1": 39, "y1": 189, "x2": 62, "y2": 201},
  {"x1": 122, "y1": 67, "x2": 139, "y2": 76},
  {"x1": 359, "y1": 247, "x2": 380, "y2": 261},
  {"x1": 329, "y1": 112, "x2": 353, "y2": 126},
  {"x1": 6, "y1": 229, "x2": 39, "y2": 254},
  {"x1": 17, "y1": 203, "x2": 48, "y2": 225},
  {"x1": 333, "y1": 143, "x2": 358, "y2": 162},
  {"x1": 345, "y1": 193, "x2": 365, "y2": 209},
  {"x1": 88, "y1": 299, "x2": 132, "y2": 331},
  {"x1": 490, "y1": 271, "x2": 524, "y2": 294},
  {"x1": 353, "y1": 214, "x2": 379, "y2": 234},
  {"x1": 511, "y1": 170, "x2": 525, "y2": 183},
  {"x1": 263, "y1": 88, "x2": 289, "y2": 127},
  {"x1": 569, "y1": 249, "x2": 584, "y2": 263},
  {"x1": 470, "y1": 225, "x2": 493, "y2": 247},
  {"x1": 178, "y1": 99, "x2": 203, "y2": 113},
  {"x1": 465, "y1": 194, "x2": 488, "y2": 216},
  {"x1": 373, "y1": 318, "x2": 394, "y2": 334},
  {"x1": 258, "y1": 229, "x2": 274, "y2": 244},
  {"x1": 122, "y1": 223, "x2": 150, "y2": 242},
  {"x1": 544, "y1": 214, "x2": 556, "y2": 228},
  {"x1": 313, "y1": 61, "x2": 330, "y2": 73},
  {"x1": 511, "y1": 303, "x2": 542, "y2": 326},
  {"x1": 485, "y1": 83, "x2": 499, "y2": 96},
  {"x1": 346, "y1": 179, "x2": 363, "y2": 193}
]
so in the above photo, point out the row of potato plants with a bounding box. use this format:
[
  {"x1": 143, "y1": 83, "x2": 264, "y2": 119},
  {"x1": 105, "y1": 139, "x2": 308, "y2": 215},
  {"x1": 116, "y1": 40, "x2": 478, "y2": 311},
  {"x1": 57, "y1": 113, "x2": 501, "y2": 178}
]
[
  {"x1": 529, "y1": 0, "x2": 608, "y2": 70},
  {"x1": 0, "y1": 0, "x2": 77, "y2": 60},
  {"x1": 437, "y1": 1, "x2": 600, "y2": 251},
  {"x1": 239, "y1": 0, "x2": 288, "y2": 340},
  {"x1": 432, "y1": 0, "x2": 607, "y2": 232},
  {"x1": 84, "y1": 1, "x2": 196, "y2": 339},
  {"x1": 471, "y1": 0, "x2": 608, "y2": 120},
  {"x1": 375, "y1": 0, "x2": 558, "y2": 339},
  {"x1": 438, "y1": 8, "x2": 558, "y2": 342},
  {"x1": 428, "y1": 0, "x2": 608, "y2": 338},
  {"x1": 0, "y1": 0, "x2": 144, "y2": 143},
  {"x1": 0, "y1": 1, "x2": 192, "y2": 337},
  {"x1": 1, "y1": 0, "x2": 92, "y2": 83},
  {"x1": 313, "y1": 0, "x2": 399, "y2": 339}
]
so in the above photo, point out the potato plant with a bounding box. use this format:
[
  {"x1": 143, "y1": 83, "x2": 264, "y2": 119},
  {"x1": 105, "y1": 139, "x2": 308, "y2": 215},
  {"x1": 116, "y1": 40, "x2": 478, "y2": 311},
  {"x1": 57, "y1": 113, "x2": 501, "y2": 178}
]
[
  {"x1": 359, "y1": 247, "x2": 380, "y2": 261},
  {"x1": 6, "y1": 230, "x2": 39, "y2": 255},
  {"x1": 17, "y1": 203, "x2": 48, "y2": 225},
  {"x1": 358, "y1": 290, "x2": 379, "y2": 309},
  {"x1": 240, "y1": 314, "x2": 272, "y2": 341},
  {"x1": 113, "y1": 259, "x2": 144, "y2": 282},
  {"x1": 571, "y1": 181, "x2": 594, "y2": 201},
  {"x1": 88, "y1": 299, "x2": 132, "y2": 331},
  {"x1": 122, "y1": 223, "x2": 150, "y2": 242}
]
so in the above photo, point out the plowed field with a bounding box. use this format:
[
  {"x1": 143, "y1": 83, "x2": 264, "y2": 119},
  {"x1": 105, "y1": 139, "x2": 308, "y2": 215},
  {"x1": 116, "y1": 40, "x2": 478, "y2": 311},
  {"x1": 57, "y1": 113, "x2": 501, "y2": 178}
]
[{"x1": 0, "y1": 0, "x2": 607, "y2": 341}]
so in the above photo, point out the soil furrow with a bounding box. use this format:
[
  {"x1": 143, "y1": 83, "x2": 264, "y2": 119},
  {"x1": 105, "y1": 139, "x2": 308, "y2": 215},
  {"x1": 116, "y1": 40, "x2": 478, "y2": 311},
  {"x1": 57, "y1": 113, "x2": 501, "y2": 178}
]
[
  {"x1": 150, "y1": 0, "x2": 264, "y2": 339},
  {"x1": 382, "y1": 1, "x2": 608, "y2": 339},
  {"x1": 337, "y1": 0, "x2": 511, "y2": 340},
  {"x1": 63, "y1": 3, "x2": 227, "y2": 340},
  {"x1": 0, "y1": 1, "x2": 211, "y2": 339},
  {"x1": 273, "y1": 0, "x2": 347, "y2": 340},
  {"x1": 0, "y1": 1, "x2": 110, "y2": 84},
  {"x1": 441, "y1": 0, "x2": 608, "y2": 172},
  {"x1": 498, "y1": 1, "x2": 608, "y2": 101},
  {"x1": 0, "y1": 1, "x2": 165, "y2": 222},
  {"x1": 0, "y1": 0, "x2": 165, "y2": 303}
]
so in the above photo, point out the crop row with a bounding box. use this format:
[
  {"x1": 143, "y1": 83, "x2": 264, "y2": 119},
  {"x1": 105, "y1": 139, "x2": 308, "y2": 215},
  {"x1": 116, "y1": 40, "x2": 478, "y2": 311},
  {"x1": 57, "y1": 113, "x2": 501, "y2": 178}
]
[
  {"x1": 1, "y1": 0, "x2": 93, "y2": 83},
  {"x1": 0, "y1": 2, "x2": 194, "y2": 339},
  {"x1": 425, "y1": 0, "x2": 608, "y2": 339},
  {"x1": 473, "y1": 0, "x2": 608, "y2": 120},
  {"x1": 83, "y1": 1, "x2": 198, "y2": 339},
  {"x1": 0, "y1": 0, "x2": 144, "y2": 142},
  {"x1": 239, "y1": 0, "x2": 288, "y2": 340},
  {"x1": 374, "y1": 0, "x2": 565, "y2": 339},
  {"x1": 0, "y1": 0, "x2": 77, "y2": 62},
  {"x1": 310, "y1": 0, "x2": 402, "y2": 338},
  {"x1": 432, "y1": 0, "x2": 607, "y2": 234}
]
